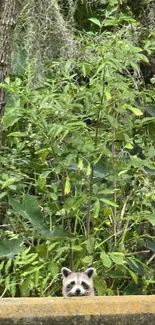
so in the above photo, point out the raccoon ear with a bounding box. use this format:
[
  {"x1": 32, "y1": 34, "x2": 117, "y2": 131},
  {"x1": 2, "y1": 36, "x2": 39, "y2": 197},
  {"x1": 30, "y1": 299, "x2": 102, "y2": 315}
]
[
  {"x1": 84, "y1": 268, "x2": 95, "y2": 278},
  {"x1": 61, "y1": 267, "x2": 72, "y2": 278}
]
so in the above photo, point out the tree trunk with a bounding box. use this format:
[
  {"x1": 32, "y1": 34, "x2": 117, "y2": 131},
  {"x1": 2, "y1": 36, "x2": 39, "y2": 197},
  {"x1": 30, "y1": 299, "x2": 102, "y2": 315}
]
[{"x1": 0, "y1": 0, "x2": 19, "y2": 140}]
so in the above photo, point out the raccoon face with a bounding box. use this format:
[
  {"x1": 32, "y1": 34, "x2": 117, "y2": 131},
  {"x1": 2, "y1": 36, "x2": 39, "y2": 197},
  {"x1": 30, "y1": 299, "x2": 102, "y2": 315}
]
[{"x1": 61, "y1": 267, "x2": 95, "y2": 297}]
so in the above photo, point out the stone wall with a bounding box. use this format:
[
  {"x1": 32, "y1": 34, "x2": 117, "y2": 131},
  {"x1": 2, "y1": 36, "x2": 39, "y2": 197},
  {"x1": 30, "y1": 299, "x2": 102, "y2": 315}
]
[{"x1": 0, "y1": 295, "x2": 155, "y2": 325}]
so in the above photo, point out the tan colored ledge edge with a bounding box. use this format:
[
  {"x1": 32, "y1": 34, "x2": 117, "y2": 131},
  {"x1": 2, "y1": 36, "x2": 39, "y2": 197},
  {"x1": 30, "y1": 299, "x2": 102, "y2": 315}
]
[{"x1": 0, "y1": 296, "x2": 155, "y2": 325}]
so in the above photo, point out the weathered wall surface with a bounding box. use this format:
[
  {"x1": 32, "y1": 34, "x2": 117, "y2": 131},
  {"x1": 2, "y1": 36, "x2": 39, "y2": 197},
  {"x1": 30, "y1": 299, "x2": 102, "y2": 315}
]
[{"x1": 0, "y1": 295, "x2": 154, "y2": 325}]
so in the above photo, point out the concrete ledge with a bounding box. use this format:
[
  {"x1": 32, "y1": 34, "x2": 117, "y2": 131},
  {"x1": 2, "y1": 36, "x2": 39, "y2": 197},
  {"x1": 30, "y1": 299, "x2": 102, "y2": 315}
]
[{"x1": 0, "y1": 296, "x2": 155, "y2": 325}]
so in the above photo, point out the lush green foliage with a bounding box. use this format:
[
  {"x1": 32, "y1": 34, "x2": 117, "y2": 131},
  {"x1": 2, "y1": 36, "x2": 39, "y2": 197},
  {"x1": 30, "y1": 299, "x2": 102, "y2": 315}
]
[{"x1": 0, "y1": 0, "x2": 155, "y2": 297}]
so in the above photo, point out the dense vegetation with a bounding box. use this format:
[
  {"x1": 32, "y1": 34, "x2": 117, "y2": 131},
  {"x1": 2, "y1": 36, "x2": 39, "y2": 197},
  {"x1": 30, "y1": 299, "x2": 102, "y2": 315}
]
[{"x1": 0, "y1": 0, "x2": 155, "y2": 297}]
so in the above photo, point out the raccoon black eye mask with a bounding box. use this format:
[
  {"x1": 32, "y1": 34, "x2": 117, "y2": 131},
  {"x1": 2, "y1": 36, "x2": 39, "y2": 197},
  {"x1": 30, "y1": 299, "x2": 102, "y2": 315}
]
[{"x1": 61, "y1": 267, "x2": 95, "y2": 297}]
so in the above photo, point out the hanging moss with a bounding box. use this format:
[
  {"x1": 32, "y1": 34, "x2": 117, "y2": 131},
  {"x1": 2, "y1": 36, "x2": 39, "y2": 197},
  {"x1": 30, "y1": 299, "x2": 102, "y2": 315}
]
[{"x1": 12, "y1": 0, "x2": 77, "y2": 84}]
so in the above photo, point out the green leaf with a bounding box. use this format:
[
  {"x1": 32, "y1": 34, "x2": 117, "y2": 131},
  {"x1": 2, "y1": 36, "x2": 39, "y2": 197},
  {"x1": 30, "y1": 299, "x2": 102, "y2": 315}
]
[
  {"x1": 81, "y1": 255, "x2": 93, "y2": 264},
  {"x1": 0, "y1": 192, "x2": 7, "y2": 199},
  {"x1": 2, "y1": 178, "x2": 19, "y2": 189},
  {"x1": 0, "y1": 83, "x2": 10, "y2": 89},
  {"x1": 35, "y1": 148, "x2": 52, "y2": 162},
  {"x1": 126, "y1": 256, "x2": 139, "y2": 269},
  {"x1": 145, "y1": 215, "x2": 155, "y2": 226},
  {"x1": 93, "y1": 199, "x2": 100, "y2": 218},
  {"x1": 10, "y1": 194, "x2": 44, "y2": 229},
  {"x1": 127, "y1": 268, "x2": 138, "y2": 284},
  {"x1": 88, "y1": 17, "x2": 101, "y2": 27},
  {"x1": 9, "y1": 198, "x2": 27, "y2": 219},
  {"x1": 8, "y1": 132, "x2": 28, "y2": 137},
  {"x1": 2, "y1": 115, "x2": 21, "y2": 128},
  {"x1": 0, "y1": 238, "x2": 24, "y2": 258},
  {"x1": 118, "y1": 170, "x2": 128, "y2": 176},
  {"x1": 49, "y1": 192, "x2": 57, "y2": 201},
  {"x1": 94, "y1": 276, "x2": 107, "y2": 296},
  {"x1": 98, "y1": 189, "x2": 116, "y2": 194},
  {"x1": 86, "y1": 237, "x2": 95, "y2": 254},
  {"x1": 41, "y1": 227, "x2": 75, "y2": 240},
  {"x1": 100, "y1": 198, "x2": 119, "y2": 207},
  {"x1": 23, "y1": 195, "x2": 44, "y2": 228},
  {"x1": 2, "y1": 106, "x2": 23, "y2": 129},
  {"x1": 103, "y1": 18, "x2": 116, "y2": 27},
  {"x1": 65, "y1": 121, "x2": 86, "y2": 129},
  {"x1": 64, "y1": 175, "x2": 71, "y2": 195},
  {"x1": 48, "y1": 124, "x2": 64, "y2": 137},
  {"x1": 37, "y1": 176, "x2": 46, "y2": 189},
  {"x1": 123, "y1": 104, "x2": 143, "y2": 116},
  {"x1": 20, "y1": 275, "x2": 31, "y2": 296},
  {"x1": 138, "y1": 53, "x2": 149, "y2": 63},
  {"x1": 145, "y1": 239, "x2": 155, "y2": 252},
  {"x1": 49, "y1": 262, "x2": 59, "y2": 277},
  {"x1": 81, "y1": 63, "x2": 90, "y2": 78},
  {"x1": 8, "y1": 185, "x2": 17, "y2": 190},
  {"x1": 130, "y1": 62, "x2": 140, "y2": 73},
  {"x1": 109, "y1": 252, "x2": 125, "y2": 265},
  {"x1": 22, "y1": 265, "x2": 44, "y2": 276},
  {"x1": 94, "y1": 63, "x2": 105, "y2": 76},
  {"x1": 37, "y1": 170, "x2": 51, "y2": 189},
  {"x1": 124, "y1": 143, "x2": 133, "y2": 149},
  {"x1": 35, "y1": 244, "x2": 47, "y2": 258},
  {"x1": 71, "y1": 245, "x2": 83, "y2": 251},
  {"x1": 104, "y1": 89, "x2": 112, "y2": 101},
  {"x1": 126, "y1": 257, "x2": 145, "y2": 276},
  {"x1": 107, "y1": 115, "x2": 118, "y2": 128},
  {"x1": 100, "y1": 252, "x2": 112, "y2": 268},
  {"x1": 77, "y1": 158, "x2": 84, "y2": 171},
  {"x1": 86, "y1": 163, "x2": 92, "y2": 176}
]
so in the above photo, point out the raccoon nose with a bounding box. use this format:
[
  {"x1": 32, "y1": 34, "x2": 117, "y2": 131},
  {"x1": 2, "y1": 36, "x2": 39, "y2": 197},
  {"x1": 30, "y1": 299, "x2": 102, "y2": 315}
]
[{"x1": 75, "y1": 288, "x2": 81, "y2": 294}]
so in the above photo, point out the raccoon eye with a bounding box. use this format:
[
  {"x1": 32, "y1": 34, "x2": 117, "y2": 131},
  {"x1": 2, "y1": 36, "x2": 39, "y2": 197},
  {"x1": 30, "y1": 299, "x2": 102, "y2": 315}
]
[
  {"x1": 81, "y1": 281, "x2": 89, "y2": 289},
  {"x1": 70, "y1": 281, "x2": 75, "y2": 285}
]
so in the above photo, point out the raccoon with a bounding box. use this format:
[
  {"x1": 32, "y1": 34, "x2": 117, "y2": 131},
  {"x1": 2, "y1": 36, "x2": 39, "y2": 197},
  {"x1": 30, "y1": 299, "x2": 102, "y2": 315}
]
[{"x1": 61, "y1": 267, "x2": 95, "y2": 297}]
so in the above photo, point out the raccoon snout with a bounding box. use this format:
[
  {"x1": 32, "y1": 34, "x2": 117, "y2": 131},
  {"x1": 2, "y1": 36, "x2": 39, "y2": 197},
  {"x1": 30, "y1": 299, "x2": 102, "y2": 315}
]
[{"x1": 75, "y1": 288, "x2": 81, "y2": 295}]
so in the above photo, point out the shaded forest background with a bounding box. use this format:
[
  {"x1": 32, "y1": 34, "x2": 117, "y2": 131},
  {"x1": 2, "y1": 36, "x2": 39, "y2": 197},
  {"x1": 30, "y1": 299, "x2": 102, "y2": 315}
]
[{"x1": 0, "y1": 0, "x2": 155, "y2": 297}]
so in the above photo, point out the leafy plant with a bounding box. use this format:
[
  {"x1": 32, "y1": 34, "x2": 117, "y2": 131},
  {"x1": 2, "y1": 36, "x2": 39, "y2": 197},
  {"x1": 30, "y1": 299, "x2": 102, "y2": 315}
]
[{"x1": 0, "y1": 1, "x2": 155, "y2": 297}]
